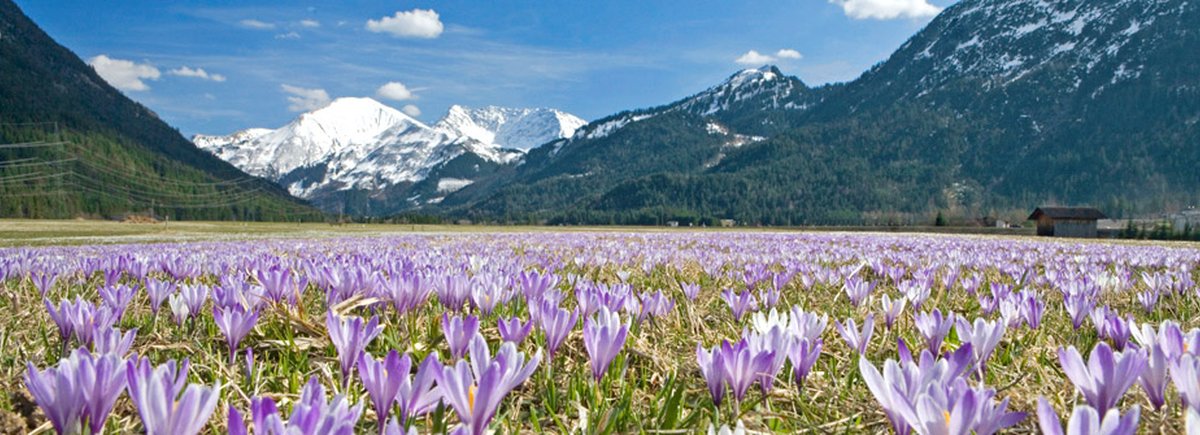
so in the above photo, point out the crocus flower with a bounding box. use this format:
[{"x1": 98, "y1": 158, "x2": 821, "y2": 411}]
[
  {"x1": 1138, "y1": 343, "x2": 1168, "y2": 410},
  {"x1": 721, "y1": 289, "x2": 758, "y2": 322},
  {"x1": 637, "y1": 290, "x2": 675, "y2": 323},
  {"x1": 396, "y1": 354, "x2": 443, "y2": 424},
  {"x1": 744, "y1": 326, "x2": 789, "y2": 394},
  {"x1": 1171, "y1": 354, "x2": 1200, "y2": 411},
  {"x1": 24, "y1": 351, "x2": 86, "y2": 434},
  {"x1": 955, "y1": 317, "x2": 1005, "y2": 374},
  {"x1": 899, "y1": 280, "x2": 931, "y2": 309},
  {"x1": 1019, "y1": 290, "x2": 1045, "y2": 329},
  {"x1": 835, "y1": 314, "x2": 874, "y2": 355},
  {"x1": 718, "y1": 338, "x2": 774, "y2": 404},
  {"x1": 914, "y1": 309, "x2": 954, "y2": 354},
  {"x1": 76, "y1": 351, "x2": 126, "y2": 434},
  {"x1": 880, "y1": 294, "x2": 906, "y2": 330},
  {"x1": 234, "y1": 376, "x2": 363, "y2": 435},
  {"x1": 144, "y1": 279, "x2": 176, "y2": 317},
  {"x1": 972, "y1": 387, "x2": 1027, "y2": 435},
  {"x1": 1036, "y1": 397, "x2": 1139, "y2": 435},
  {"x1": 1058, "y1": 342, "x2": 1146, "y2": 412},
  {"x1": 126, "y1": 357, "x2": 221, "y2": 435},
  {"x1": 327, "y1": 311, "x2": 383, "y2": 389},
  {"x1": 358, "y1": 350, "x2": 410, "y2": 432},
  {"x1": 1063, "y1": 292, "x2": 1094, "y2": 330},
  {"x1": 583, "y1": 307, "x2": 630, "y2": 381},
  {"x1": 442, "y1": 314, "x2": 480, "y2": 359},
  {"x1": 498, "y1": 316, "x2": 534, "y2": 344},
  {"x1": 214, "y1": 305, "x2": 260, "y2": 364},
  {"x1": 787, "y1": 338, "x2": 822, "y2": 387},
  {"x1": 92, "y1": 326, "x2": 136, "y2": 357},
  {"x1": 98, "y1": 284, "x2": 135, "y2": 321},
  {"x1": 696, "y1": 343, "x2": 727, "y2": 406},
  {"x1": 842, "y1": 276, "x2": 875, "y2": 307},
  {"x1": 787, "y1": 306, "x2": 828, "y2": 344},
  {"x1": 537, "y1": 301, "x2": 578, "y2": 360},
  {"x1": 437, "y1": 340, "x2": 539, "y2": 435},
  {"x1": 679, "y1": 282, "x2": 701, "y2": 301},
  {"x1": 31, "y1": 270, "x2": 58, "y2": 296}
]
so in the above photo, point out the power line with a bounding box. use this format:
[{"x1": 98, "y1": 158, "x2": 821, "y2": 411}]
[{"x1": 0, "y1": 141, "x2": 67, "y2": 149}]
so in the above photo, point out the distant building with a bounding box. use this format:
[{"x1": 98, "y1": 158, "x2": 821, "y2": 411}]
[
  {"x1": 666, "y1": 221, "x2": 680, "y2": 227},
  {"x1": 719, "y1": 219, "x2": 736, "y2": 227},
  {"x1": 1027, "y1": 206, "x2": 1106, "y2": 238}
]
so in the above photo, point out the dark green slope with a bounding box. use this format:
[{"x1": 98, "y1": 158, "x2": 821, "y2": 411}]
[
  {"x1": 0, "y1": 0, "x2": 321, "y2": 220},
  {"x1": 446, "y1": 0, "x2": 1200, "y2": 225}
]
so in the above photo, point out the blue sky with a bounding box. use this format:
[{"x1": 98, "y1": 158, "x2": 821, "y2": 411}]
[{"x1": 17, "y1": 0, "x2": 955, "y2": 136}]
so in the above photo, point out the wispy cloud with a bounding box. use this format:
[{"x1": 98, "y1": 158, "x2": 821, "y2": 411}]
[
  {"x1": 299, "y1": 19, "x2": 320, "y2": 28},
  {"x1": 239, "y1": 19, "x2": 276, "y2": 29},
  {"x1": 735, "y1": 50, "x2": 776, "y2": 65},
  {"x1": 776, "y1": 49, "x2": 803, "y2": 60},
  {"x1": 88, "y1": 55, "x2": 161, "y2": 91},
  {"x1": 402, "y1": 105, "x2": 421, "y2": 117},
  {"x1": 275, "y1": 31, "x2": 301, "y2": 40},
  {"x1": 169, "y1": 66, "x2": 226, "y2": 82}
]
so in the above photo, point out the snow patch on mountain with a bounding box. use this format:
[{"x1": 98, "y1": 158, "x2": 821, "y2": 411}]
[{"x1": 435, "y1": 105, "x2": 586, "y2": 151}]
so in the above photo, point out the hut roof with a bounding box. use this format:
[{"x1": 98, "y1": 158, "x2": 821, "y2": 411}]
[{"x1": 1027, "y1": 207, "x2": 1107, "y2": 221}]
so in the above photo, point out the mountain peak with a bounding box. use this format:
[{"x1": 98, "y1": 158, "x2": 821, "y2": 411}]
[{"x1": 433, "y1": 105, "x2": 586, "y2": 151}]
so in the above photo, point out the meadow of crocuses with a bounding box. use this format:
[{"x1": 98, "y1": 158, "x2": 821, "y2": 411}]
[{"x1": 1, "y1": 231, "x2": 1198, "y2": 434}]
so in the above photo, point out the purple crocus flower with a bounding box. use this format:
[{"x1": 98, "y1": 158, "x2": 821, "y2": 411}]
[
  {"x1": 126, "y1": 357, "x2": 221, "y2": 435},
  {"x1": 899, "y1": 280, "x2": 931, "y2": 310},
  {"x1": 358, "y1": 350, "x2": 410, "y2": 432},
  {"x1": 1019, "y1": 290, "x2": 1045, "y2": 329},
  {"x1": 914, "y1": 309, "x2": 954, "y2": 354},
  {"x1": 696, "y1": 343, "x2": 727, "y2": 406},
  {"x1": 44, "y1": 298, "x2": 76, "y2": 344},
  {"x1": 583, "y1": 307, "x2": 630, "y2": 381},
  {"x1": 1138, "y1": 343, "x2": 1168, "y2": 410},
  {"x1": 786, "y1": 306, "x2": 828, "y2": 344},
  {"x1": 955, "y1": 317, "x2": 1005, "y2": 374},
  {"x1": 98, "y1": 284, "x2": 135, "y2": 321},
  {"x1": 720, "y1": 289, "x2": 758, "y2": 322},
  {"x1": 75, "y1": 350, "x2": 126, "y2": 434},
  {"x1": 842, "y1": 276, "x2": 876, "y2": 307},
  {"x1": 442, "y1": 313, "x2": 481, "y2": 359},
  {"x1": 1170, "y1": 354, "x2": 1200, "y2": 411},
  {"x1": 437, "y1": 340, "x2": 540, "y2": 435},
  {"x1": 1058, "y1": 342, "x2": 1147, "y2": 412},
  {"x1": 31, "y1": 270, "x2": 58, "y2": 297},
  {"x1": 498, "y1": 316, "x2": 534, "y2": 344},
  {"x1": 214, "y1": 305, "x2": 260, "y2": 364},
  {"x1": 718, "y1": 338, "x2": 774, "y2": 404},
  {"x1": 745, "y1": 326, "x2": 789, "y2": 394},
  {"x1": 396, "y1": 354, "x2": 443, "y2": 424},
  {"x1": 144, "y1": 278, "x2": 176, "y2": 317},
  {"x1": 1063, "y1": 292, "x2": 1094, "y2": 330},
  {"x1": 326, "y1": 311, "x2": 383, "y2": 389},
  {"x1": 24, "y1": 351, "x2": 86, "y2": 434},
  {"x1": 880, "y1": 294, "x2": 906, "y2": 330},
  {"x1": 787, "y1": 338, "x2": 822, "y2": 388},
  {"x1": 679, "y1": 282, "x2": 701, "y2": 301},
  {"x1": 92, "y1": 326, "x2": 136, "y2": 357},
  {"x1": 233, "y1": 376, "x2": 363, "y2": 435},
  {"x1": 972, "y1": 387, "x2": 1027, "y2": 435},
  {"x1": 1036, "y1": 397, "x2": 1140, "y2": 435},
  {"x1": 537, "y1": 301, "x2": 578, "y2": 361},
  {"x1": 834, "y1": 314, "x2": 874, "y2": 355},
  {"x1": 637, "y1": 290, "x2": 675, "y2": 323}
]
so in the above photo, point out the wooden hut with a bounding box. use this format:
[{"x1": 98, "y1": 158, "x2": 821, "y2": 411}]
[{"x1": 1027, "y1": 207, "x2": 1106, "y2": 238}]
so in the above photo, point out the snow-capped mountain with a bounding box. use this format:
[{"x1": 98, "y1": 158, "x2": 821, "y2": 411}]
[
  {"x1": 563, "y1": 65, "x2": 815, "y2": 144},
  {"x1": 435, "y1": 105, "x2": 585, "y2": 151},
  {"x1": 194, "y1": 98, "x2": 584, "y2": 200}
]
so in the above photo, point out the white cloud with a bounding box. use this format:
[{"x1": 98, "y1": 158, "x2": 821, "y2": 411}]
[
  {"x1": 281, "y1": 84, "x2": 330, "y2": 112},
  {"x1": 87, "y1": 55, "x2": 161, "y2": 91},
  {"x1": 366, "y1": 9, "x2": 444, "y2": 39},
  {"x1": 735, "y1": 50, "x2": 776, "y2": 65},
  {"x1": 299, "y1": 19, "x2": 320, "y2": 28},
  {"x1": 169, "y1": 66, "x2": 226, "y2": 82},
  {"x1": 275, "y1": 31, "x2": 301, "y2": 40},
  {"x1": 239, "y1": 19, "x2": 276, "y2": 29},
  {"x1": 776, "y1": 49, "x2": 803, "y2": 60},
  {"x1": 402, "y1": 105, "x2": 421, "y2": 117},
  {"x1": 376, "y1": 82, "x2": 417, "y2": 101},
  {"x1": 829, "y1": 0, "x2": 942, "y2": 20}
]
